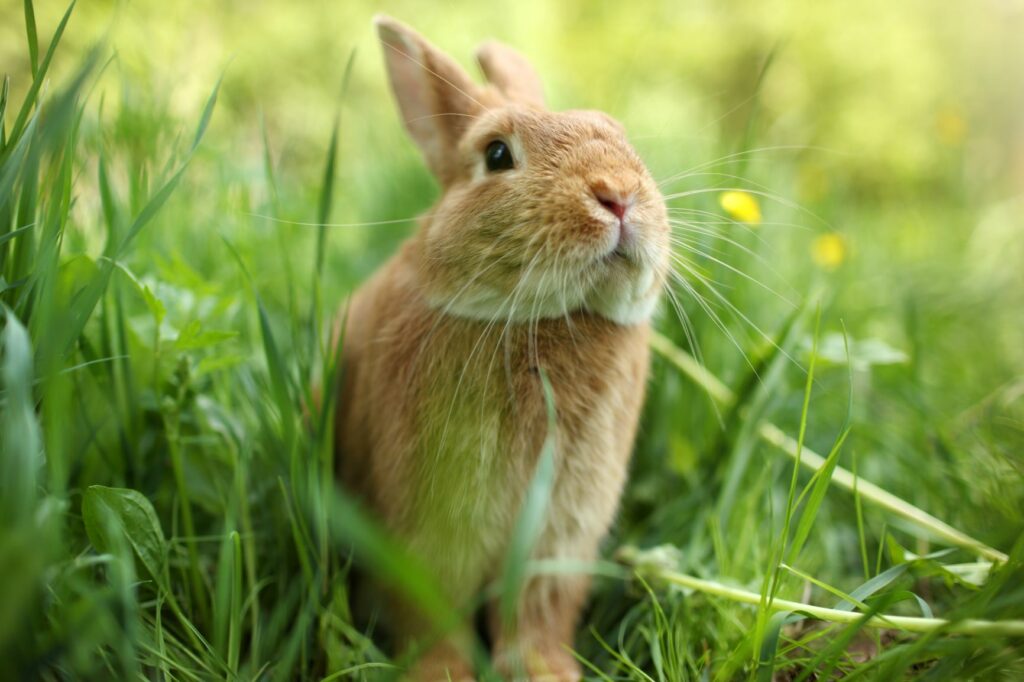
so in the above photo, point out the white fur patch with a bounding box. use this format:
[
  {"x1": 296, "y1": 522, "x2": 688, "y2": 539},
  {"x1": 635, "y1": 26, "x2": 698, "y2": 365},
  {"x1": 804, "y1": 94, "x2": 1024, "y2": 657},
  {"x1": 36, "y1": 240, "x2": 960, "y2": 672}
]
[
  {"x1": 585, "y1": 269, "x2": 662, "y2": 325},
  {"x1": 426, "y1": 259, "x2": 662, "y2": 326}
]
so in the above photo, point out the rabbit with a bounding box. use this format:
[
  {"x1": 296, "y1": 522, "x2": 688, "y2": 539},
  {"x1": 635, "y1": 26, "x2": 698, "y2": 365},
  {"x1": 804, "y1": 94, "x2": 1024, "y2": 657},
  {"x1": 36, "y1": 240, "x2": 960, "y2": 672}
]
[{"x1": 335, "y1": 15, "x2": 670, "y2": 681}]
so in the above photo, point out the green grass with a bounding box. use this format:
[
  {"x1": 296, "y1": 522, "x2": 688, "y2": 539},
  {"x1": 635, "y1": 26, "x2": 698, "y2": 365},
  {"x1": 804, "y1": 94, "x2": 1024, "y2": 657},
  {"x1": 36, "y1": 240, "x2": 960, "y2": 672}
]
[{"x1": 2, "y1": 1, "x2": 1023, "y2": 679}]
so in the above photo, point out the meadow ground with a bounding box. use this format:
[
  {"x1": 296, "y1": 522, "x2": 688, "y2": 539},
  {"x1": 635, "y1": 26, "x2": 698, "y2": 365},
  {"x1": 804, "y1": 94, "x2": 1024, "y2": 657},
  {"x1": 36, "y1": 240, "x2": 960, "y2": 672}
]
[{"x1": 1, "y1": 1, "x2": 1023, "y2": 679}]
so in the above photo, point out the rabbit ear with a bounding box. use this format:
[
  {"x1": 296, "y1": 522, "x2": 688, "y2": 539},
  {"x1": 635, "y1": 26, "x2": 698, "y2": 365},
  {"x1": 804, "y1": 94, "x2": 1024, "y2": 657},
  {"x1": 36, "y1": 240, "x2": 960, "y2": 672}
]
[
  {"x1": 375, "y1": 15, "x2": 483, "y2": 184},
  {"x1": 475, "y1": 40, "x2": 545, "y2": 108}
]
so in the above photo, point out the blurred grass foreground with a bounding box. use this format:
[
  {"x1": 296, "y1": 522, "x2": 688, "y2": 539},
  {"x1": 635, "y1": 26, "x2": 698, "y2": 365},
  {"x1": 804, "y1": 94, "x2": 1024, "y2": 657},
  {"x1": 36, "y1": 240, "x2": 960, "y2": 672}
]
[{"x1": 2, "y1": 0, "x2": 1024, "y2": 679}]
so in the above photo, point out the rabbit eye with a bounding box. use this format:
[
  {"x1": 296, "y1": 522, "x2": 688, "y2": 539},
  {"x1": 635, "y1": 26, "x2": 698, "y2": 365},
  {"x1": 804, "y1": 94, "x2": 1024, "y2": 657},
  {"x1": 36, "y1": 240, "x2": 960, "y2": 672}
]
[{"x1": 484, "y1": 140, "x2": 515, "y2": 172}]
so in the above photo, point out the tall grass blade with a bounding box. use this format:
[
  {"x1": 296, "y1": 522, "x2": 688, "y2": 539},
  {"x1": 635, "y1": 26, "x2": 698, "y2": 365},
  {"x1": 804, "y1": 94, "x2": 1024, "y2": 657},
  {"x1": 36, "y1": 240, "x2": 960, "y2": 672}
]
[
  {"x1": 716, "y1": 300, "x2": 809, "y2": 526},
  {"x1": 8, "y1": 0, "x2": 76, "y2": 144},
  {"x1": 0, "y1": 76, "x2": 9, "y2": 149},
  {"x1": 755, "y1": 610, "x2": 801, "y2": 682},
  {"x1": 0, "y1": 224, "x2": 32, "y2": 249},
  {"x1": 618, "y1": 549, "x2": 1024, "y2": 636},
  {"x1": 323, "y1": 489, "x2": 461, "y2": 638},
  {"x1": 0, "y1": 116, "x2": 37, "y2": 245},
  {"x1": 227, "y1": 531, "x2": 243, "y2": 675},
  {"x1": 500, "y1": 369, "x2": 558, "y2": 627},
  {"x1": 119, "y1": 74, "x2": 221, "y2": 254},
  {"x1": 53, "y1": 73, "x2": 218, "y2": 370},
  {"x1": 23, "y1": 0, "x2": 39, "y2": 77},
  {"x1": 191, "y1": 72, "x2": 223, "y2": 153},
  {"x1": 315, "y1": 85, "x2": 341, "y2": 277}
]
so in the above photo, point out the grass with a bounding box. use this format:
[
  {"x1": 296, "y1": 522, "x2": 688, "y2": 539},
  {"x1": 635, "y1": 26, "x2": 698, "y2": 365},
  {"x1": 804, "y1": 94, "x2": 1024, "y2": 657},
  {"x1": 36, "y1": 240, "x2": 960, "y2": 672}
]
[{"x1": 2, "y1": 1, "x2": 1023, "y2": 679}]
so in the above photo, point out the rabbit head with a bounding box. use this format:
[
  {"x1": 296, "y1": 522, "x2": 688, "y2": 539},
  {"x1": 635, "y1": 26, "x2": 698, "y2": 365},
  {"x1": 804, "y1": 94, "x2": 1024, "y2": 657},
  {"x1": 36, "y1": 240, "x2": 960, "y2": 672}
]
[{"x1": 376, "y1": 15, "x2": 670, "y2": 326}]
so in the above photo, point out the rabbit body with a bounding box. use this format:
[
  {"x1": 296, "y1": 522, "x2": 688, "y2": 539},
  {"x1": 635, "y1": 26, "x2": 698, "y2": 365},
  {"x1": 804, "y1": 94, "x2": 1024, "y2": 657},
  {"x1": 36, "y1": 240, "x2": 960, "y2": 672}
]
[
  {"x1": 335, "y1": 15, "x2": 670, "y2": 681},
  {"x1": 339, "y1": 236, "x2": 649, "y2": 587}
]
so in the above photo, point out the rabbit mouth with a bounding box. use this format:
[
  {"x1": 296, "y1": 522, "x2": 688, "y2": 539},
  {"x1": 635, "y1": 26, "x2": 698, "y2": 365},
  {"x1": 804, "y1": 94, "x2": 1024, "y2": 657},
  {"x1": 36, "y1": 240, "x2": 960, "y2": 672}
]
[
  {"x1": 602, "y1": 250, "x2": 629, "y2": 265},
  {"x1": 594, "y1": 217, "x2": 664, "y2": 270},
  {"x1": 598, "y1": 242, "x2": 639, "y2": 271}
]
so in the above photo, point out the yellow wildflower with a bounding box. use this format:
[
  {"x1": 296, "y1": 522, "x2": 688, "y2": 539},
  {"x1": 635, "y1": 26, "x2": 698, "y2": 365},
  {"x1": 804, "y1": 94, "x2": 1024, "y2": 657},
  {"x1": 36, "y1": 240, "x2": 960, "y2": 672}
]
[
  {"x1": 812, "y1": 233, "x2": 847, "y2": 270},
  {"x1": 719, "y1": 190, "x2": 762, "y2": 225}
]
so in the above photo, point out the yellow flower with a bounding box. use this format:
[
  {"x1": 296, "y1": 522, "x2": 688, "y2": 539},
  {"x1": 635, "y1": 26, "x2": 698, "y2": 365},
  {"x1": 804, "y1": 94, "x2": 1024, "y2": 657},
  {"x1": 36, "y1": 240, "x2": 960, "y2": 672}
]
[
  {"x1": 812, "y1": 233, "x2": 847, "y2": 270},
  {"x1": 719, "y1": 190, "x2": 762, "y2": 225}
]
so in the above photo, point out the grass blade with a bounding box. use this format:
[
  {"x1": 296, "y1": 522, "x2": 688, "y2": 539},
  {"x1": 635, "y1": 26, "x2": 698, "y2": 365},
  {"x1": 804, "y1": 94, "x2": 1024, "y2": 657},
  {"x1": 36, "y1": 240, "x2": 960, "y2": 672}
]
[
  {"x1": 618, "y1": 548, "x2": 1024, "y2": 636},
  {"x1": 23, "y1": 0, "x2": 39, "y2": 77},
  {"x1": 0, "y1": 76, "x2": 9, "y2": 149},
  {"x1": 118, "y1": 74, "x2": 222, "y2": 255},
  {"x1": 8, "y1": 0, "x2": 76, "y2": 144},
  {"x1": 500, "y1": 368, "x2": 558, "y2": 627},
  {"x1": 191, "y1": 71, "x2": 223, "y2": 153}
]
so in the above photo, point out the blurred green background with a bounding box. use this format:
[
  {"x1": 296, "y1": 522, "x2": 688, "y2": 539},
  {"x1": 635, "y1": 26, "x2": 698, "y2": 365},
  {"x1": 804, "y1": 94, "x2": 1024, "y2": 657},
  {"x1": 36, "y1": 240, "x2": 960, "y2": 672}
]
[{"x1": 2, "y1": 0, "x2": 1023, "y2": 679}]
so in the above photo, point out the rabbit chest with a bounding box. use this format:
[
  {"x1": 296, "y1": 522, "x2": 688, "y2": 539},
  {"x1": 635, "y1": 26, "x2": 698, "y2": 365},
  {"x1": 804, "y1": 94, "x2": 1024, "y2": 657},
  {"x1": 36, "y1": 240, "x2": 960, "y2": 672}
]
[{"x1": 337, "y1": 264, "x2": 650, "y2": 589}]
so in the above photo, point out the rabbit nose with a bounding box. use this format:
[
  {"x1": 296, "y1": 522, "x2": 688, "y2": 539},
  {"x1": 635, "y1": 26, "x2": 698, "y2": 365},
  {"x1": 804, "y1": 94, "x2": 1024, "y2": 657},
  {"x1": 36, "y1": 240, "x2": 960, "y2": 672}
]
[
  {"x1": 599, "y1": 196, "x2": 627, "y2": 220},
  {"x1": 591, "y1": 184, "x2": 631, "y2": 221}
]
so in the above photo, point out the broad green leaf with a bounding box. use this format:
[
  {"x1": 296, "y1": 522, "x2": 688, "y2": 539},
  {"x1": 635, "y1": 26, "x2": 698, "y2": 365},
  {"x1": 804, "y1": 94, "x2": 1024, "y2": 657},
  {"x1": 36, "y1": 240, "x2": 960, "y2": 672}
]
[
  {"x1": 82, "y1": 485, "x2": 167, "y2": 585},
  {"x1": 833, "y1": 561, "x2": 911, "y2": 612},
  {"x1": 808, "y1": 332, "x2": 908, "y2": 371},
  {"x1": 195, "y1": 353, "x2": 244, "y2": 376},
  {"x1": 173, "y1": 319, "x2": 237, "y2": 351}
]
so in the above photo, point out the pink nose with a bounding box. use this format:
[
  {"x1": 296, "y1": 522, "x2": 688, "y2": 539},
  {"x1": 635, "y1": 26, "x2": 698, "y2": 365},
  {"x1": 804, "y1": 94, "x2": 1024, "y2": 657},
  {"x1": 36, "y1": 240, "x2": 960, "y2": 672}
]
[
  {"x1": 593, "y1": 186, "x2": 629, "y2": 221},
  {"x1": 599, "y1": 197, "x2": 626, "y2": 220}
]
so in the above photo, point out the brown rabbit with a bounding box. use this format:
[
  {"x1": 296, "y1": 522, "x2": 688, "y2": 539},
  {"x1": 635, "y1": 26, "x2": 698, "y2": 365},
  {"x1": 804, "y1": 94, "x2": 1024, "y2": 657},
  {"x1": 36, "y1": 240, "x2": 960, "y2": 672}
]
[{"x1": 335, "y1": 15, "x2": 669, "y2": 681}]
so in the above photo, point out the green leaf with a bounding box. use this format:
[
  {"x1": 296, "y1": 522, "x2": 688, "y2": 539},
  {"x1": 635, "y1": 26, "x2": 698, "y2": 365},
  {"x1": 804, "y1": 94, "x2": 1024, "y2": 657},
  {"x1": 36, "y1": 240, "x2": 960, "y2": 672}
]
[
  {"x1": 82, "y1": 485, "x2": 168, "y2": 585},
  {"x1": 808, "y1": 332, "x2": 908, "y2": 371},
  {"x1": 756, "y1": 610, "x2": 803, "y2": 682},
  {"x1": 1, "y1": 306, "x2": 41, "y2": 522},
  {"x1": 173, "y1": 319, "x2": 237, "y2": 351},
  {"x1": 106, "y1": 258, "x2": 166, "y2": 325},
  {"x1": 194, "y1": 353, "x2": 244, "y2": 376},
  {"x1": 833, "y1": 561, "x2": 911, "y2": 612}
]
